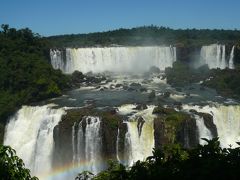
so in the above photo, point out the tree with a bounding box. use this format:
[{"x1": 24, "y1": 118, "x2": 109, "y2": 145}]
[
  {"x1": 0, "y1": 145, "x2": 38, "y2": 180},
  {"x1": 1, "y1": 24, "x2": 9, "y2": 34},
  {"x1": 83, "y1": 138, "x2": 240, "y2": 180}
]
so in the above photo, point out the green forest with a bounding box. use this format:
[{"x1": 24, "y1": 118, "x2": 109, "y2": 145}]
[
  {"x1": 0, "y1": 25, "x2": 69, "y2": 142},
  {"x1": 48, "y1": 25, "x2": 240, "y2": 47}
]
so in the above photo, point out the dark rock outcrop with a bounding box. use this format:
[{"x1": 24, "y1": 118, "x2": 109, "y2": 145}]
[
  {"x1": 134, "y1": 104, "x2": 148, "y2": 110},
  {"x1": 153, "y1": 106, "x2": 198, "y2": 149},
  {"x1": 52, "y1": 107, "x2": 126, "y2": 169},
  {"x1": 148, "y1": 90, "x2": 156, "y2": 99},
  {"x1": 149, "y1": 66, "x2": 161, "y2": 74},
  {"x1": 176, "y1": 117, "x2": 198, "y2": 148},
  {"x1": 189, "y1": 109, "x2": 218, "y2": 138}
]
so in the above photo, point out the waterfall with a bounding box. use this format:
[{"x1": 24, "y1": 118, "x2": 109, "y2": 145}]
[
  {"x1": 72, "y1": 122, "x2": 77, "y2": 164},
  {"x1": 123, "y1": 106, "x2": 155, "y2": 166},
  {"x1": 50, "y1": 49, "x2": 65, "y2": 70},
  {"x1": 72, "y1": 116, "x2": 102, "y2": 174},
  {"x1": 116, "y1": 128, "x2": 120, "y2": 162},
  {"x1": 4, "y1": 104, "x2": 65, "y2": 178},
  {"x1": 50, "y1": 46, "x2": 177, "y2": 74},
  {"x1": 200, "y1": 44, "x2": 235, "y2": 69},
  {"x1": 220, "y1": 45, "x2": 226, "y2": 69},
  {"x1": 194, "y1": 114, "x2": 213, "y2": 145},
  {"x1": 183, "y1": 104, "x2": 240, "y2": 148},
  {"x1": 201, "y1": 44, "x2": 226, "y2": 69},
  {"x1": 229, "y1": 46, "x2": 235, "y2": 69}
]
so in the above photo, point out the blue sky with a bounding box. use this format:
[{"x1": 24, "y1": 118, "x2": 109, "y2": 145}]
[{"x1": 1, "y1": 0, "x2": 240, "y2": 36}]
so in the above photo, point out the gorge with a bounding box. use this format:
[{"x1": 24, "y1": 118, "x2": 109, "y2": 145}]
[{"x1": 3, "y1": 43, "x2": 240, "y2": 179}]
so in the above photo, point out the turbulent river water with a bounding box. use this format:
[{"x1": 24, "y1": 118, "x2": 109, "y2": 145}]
[{"x1": 4, "y1": 45, "x2": 239, "y2": 180}]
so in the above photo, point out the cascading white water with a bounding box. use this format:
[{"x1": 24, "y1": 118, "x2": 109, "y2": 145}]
[
  {"x1": 72, "y1": 116, "x2": 102, "y2": 174},
  {"x1": 200, "y1": 44, "x2": 235, "y2": 69},
  {"x1": 221, "y1": 45, "x2": 226, "y2": 69},
  {"x1": 183, "y1": 104, "x2": 240, "y2": 148},
  {"x1": 4, "y1": 104, "x2": 65, "y2": 178},
  {"x1": 72, "y1": 122, "x2": 77, "y2": 164},
  {"x1": 229, "y1": 46, "x2": 235, "y2": 69},
  {"x1": 194, "y1": 114, "x2": 213, "y2": 145},
  {"x1": 116, "y1": 128, "x2": 120, "y2": 162},
  {"x1": 50, "y1": 46, "x2": 177, "y2": 74},
  {"x1": 118, "y1": 105, "x2": 155, "y2": 166},
  {"x1": 50, "y1": 49, "x2": 65, "y2": 70},
  {"x1": 201, "y1": 44, "x2": 226, "y2": 69}
]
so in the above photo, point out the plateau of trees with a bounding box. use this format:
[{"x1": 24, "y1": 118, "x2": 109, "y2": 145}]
[{"x1": 48, "y1": 25, "x2": 240, "y2": 47}]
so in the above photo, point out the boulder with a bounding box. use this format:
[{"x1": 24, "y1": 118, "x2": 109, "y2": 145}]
[
  {"x1": 134, "y1": 104, "x2": 148, "y2": 110},
  {"x1": 163, "y1": 91, "x2": 171, "y2": 98},
  {"x1": 115, "y1": 84, "x2": 122, "y2": 88},
  {"x1": 130, "y1": 83, "x2": 142, "y2": 88},
  {"x1": 148, "y1": 90, "x2": 156, "y2": 99},
  {"x1": 152, "y1": 106, "x2": 176, "y2": 115},
  {"x1": 140, "y1": 88, "x2": 147, "y2": 92},
  {"x1": 149, "y1": 66, "x2": 161, "y2": 74}
]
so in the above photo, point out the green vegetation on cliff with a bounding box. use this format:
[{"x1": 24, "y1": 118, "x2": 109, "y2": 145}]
[
  {"x1": 165, "y1": 61, "x2": 240, "y2": 99},
  {"x1": 203, "y1": 67, "x2": 240, "y2": 99},
  {"x1": 153, "y1": 106, "x2": 196, "y2": 148},
  {"x1": 0, "y1": 25, "x2": 69, "y2": 133},
  {"x1": 165, "y1": 61, "x2": 210, "y2": 87}
]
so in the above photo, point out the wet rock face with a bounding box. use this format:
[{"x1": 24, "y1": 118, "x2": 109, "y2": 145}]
[
  {"x1": 52, "y1": 108, "x2": 125, "y2": 168},
  {"x1": 100, "y1": 112, "x2": 123, "y2": 160},
  {"x1": 176, "y1": 117, "x2": 198, "y2": 148},
  {"x1": 134, "y1": 104, "x2": 148, "y2": 111},
  {"x1": 189, "y1": 110, "x2": 218, "y2": 138},
  {"x1": 53, "y1": 119, "x2": 75, "y2": 167},
  {"x1": 201, "y1": 113, "x2": 217, "y2": 138},
  {"x1": 149, "y1": 66, "x2": 161, "y2": 74},
  {"x1": 154, "y1": 118, "x2": 167, "y2": 150},
  {"x1": 153, "y1": 106, "x2": 198, "y2": 149}
]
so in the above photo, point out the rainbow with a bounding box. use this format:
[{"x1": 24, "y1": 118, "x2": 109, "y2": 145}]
[{"x1": 35, "y1": 160, "x2": 105, "y2": 180}]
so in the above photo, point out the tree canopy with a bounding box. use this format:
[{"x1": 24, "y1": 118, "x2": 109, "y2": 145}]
[
  {"x1": 82, "y1": 138, "x2": 240, "y2": 180},
  {"x1": 48, "y1": 25, "x2": 240, "y2": 47},
  {"x1": 0, "y1": 24, "x2": 70, "y2": 142},
  {"x1": 0, "y1": 145, "x2": 38, "y2": 180}
]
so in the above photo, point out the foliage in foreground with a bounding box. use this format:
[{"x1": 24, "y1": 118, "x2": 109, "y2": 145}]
[
  {"x1": 80, "y1": 138, "x2": 240, "y2": 180},
  {"x1": 0, "y1": 145, "x2": 38, "y2": 180}
]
